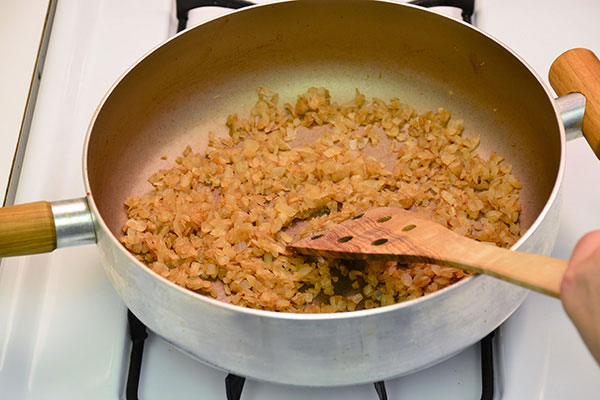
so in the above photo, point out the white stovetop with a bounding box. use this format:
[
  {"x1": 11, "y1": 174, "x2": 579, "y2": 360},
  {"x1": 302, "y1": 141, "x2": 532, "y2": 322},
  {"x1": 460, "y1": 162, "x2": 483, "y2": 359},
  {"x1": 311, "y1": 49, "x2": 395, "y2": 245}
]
[
  {"x1": 0, "y1": 0, "x2": 599, "y2": 399},
  {"x1": 478, "y1": 1, "x2": 600, "y2": 397},
  {"x1": 0, "y1": 0, "x2": 50, "y2": 205}
]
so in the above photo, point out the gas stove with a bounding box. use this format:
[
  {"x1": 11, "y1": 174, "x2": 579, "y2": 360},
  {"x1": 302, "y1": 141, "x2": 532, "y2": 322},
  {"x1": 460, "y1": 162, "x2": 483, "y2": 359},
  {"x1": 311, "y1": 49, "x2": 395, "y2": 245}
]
[{"x1": 1, "y1": 0, "x2": 599, "y2": 399}]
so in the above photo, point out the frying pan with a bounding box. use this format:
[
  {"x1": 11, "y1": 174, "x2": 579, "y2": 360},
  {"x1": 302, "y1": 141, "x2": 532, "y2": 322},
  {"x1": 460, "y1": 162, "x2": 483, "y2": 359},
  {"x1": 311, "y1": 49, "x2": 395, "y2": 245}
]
[{"x1": 1, "y1": 0, "x2": 599, "y2": 386}]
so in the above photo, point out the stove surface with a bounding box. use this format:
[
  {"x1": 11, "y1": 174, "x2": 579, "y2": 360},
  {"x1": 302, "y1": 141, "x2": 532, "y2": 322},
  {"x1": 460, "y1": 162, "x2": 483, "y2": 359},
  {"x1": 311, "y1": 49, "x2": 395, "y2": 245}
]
[{"x1": 1, "y1": 0, "x2": 599, "y2": 399}]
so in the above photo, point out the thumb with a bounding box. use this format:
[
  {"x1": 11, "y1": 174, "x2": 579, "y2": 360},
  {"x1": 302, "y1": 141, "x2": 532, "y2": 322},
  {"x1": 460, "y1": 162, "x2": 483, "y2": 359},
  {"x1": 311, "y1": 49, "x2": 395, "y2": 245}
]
[{"x1": 569, "y1": 230, "x2": 600, "y2": 266}]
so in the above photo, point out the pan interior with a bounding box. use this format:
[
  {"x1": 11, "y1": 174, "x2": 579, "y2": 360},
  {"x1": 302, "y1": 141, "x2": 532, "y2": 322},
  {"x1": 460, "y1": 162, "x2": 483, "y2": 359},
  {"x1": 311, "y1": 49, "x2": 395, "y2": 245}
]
[{"x1": 86, "y1": 0, "x2": 561, "y2": 259}]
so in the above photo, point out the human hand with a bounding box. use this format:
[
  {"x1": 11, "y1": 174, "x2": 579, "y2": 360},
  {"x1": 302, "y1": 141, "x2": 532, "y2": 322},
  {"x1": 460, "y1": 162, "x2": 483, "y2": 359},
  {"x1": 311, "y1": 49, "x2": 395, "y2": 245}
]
[{"x1": 560, "y1": 230, "x2": 600, "y2": 364}]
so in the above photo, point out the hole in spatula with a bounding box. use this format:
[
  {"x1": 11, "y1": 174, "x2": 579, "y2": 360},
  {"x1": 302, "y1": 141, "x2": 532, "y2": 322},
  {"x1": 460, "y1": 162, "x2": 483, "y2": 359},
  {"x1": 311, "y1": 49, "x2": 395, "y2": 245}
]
[
  {"x1": 338, "y1": 236, "x2": 354, "y2": 243},
  {"x1": 402, "y1": 224, "x2": 417, "y2": 232},
  {"x1": 311, "y1": 234, "x2": 324, "y2": 240},
  {"x1": 371, "y1": 238, "x2": 388, "y2": 246},
  {"x1": 376, "y1": 216, "x2": 392, "y2": 223},
  {"x1": 352, "y1": 213, "x2": 364, "y2": 220}
]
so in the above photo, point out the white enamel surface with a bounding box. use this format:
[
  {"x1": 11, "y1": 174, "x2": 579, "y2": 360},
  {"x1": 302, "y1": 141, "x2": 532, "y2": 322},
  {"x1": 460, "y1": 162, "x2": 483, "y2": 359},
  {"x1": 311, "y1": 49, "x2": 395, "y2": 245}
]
[
  {"x1": 477, "y1": 0, "x2": 600, "y2": 398},
  {"x1": 1, "y1": 0, "x2": 599, "y2": 398},
  {"x1": 0, "y1": 0, "x2": 49, "y2": 205},
  {"x1": 0, "y1": 0, "x2": 172, "y2": 398}
]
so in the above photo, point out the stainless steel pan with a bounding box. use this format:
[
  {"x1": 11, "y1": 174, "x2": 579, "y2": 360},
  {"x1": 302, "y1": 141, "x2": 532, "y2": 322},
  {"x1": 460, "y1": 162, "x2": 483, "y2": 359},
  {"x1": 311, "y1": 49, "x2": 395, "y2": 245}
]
[{"x1": 1, "y1": 0, "x2": 599, "y2": 386}]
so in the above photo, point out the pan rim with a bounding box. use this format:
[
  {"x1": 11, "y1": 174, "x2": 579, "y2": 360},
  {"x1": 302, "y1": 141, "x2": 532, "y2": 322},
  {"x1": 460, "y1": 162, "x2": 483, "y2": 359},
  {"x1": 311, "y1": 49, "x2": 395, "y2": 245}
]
[{"x1": 82, "y1": 0, "x2": 565, "y2": 321}]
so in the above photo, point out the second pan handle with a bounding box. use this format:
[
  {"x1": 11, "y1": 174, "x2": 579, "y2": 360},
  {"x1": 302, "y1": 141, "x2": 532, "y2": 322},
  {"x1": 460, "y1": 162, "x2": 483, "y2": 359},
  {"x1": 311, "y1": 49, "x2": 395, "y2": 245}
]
[{"x1": 549, "y1": 48, "x2": 600, "y2": 159}]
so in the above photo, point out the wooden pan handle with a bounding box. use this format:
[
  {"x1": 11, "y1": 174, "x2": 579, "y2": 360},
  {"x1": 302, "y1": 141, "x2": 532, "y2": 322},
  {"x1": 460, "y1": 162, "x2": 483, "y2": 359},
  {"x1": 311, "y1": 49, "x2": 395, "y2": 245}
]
[
  {"x1": 549, "y1": 48, "x2": 600, "y2": 159},
  {"x1": 0, "y1": 201, "x2": 57, "y2": 257}
]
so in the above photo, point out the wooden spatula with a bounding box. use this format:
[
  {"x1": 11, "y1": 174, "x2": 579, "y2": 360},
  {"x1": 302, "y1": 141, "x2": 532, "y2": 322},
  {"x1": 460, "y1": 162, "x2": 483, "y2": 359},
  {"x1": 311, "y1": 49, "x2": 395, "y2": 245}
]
[{"x1": 288, "y1": 207, "x2": 567, "y2": 298}]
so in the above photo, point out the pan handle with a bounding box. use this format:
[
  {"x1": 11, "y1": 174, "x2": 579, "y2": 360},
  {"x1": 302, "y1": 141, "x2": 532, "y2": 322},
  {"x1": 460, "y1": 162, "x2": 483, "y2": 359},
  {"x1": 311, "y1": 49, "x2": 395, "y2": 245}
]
[
  {"x1": 0, "y1": 198, "x2": 96, "y2": 257},
  {"x1": 549, "y1": 48, "x2": 600, "y2": 159}
]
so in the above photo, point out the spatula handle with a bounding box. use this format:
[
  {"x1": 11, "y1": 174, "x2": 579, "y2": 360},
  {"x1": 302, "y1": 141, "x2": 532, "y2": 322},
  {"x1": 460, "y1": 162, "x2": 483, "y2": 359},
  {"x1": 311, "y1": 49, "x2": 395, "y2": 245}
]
[{"x1": 443, "y1": 238, "x2": 567, "y2": 298}]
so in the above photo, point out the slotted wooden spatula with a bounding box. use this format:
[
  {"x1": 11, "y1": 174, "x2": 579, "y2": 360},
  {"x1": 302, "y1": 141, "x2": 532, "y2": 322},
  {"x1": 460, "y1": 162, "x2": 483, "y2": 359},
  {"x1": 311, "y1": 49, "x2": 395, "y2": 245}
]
[{"x1": 289, "y1": 207, "x2": 567, "y2": 298}]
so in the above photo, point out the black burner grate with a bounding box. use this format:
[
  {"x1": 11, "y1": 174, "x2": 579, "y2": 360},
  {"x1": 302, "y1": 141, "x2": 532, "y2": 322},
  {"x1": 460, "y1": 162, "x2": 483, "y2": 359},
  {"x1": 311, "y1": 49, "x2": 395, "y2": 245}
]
[
  {"x1": 218, "y1": 331, "x2": 495, "y2": 400},
  {"x1": 410, "y1": 0, "x2": 474, "y2": 23},
  {"x1": 175, "y1": 0, "x2": 475, "y2": 30},
  {"x1": 175, "y1": 0, "x2": 253, "y2": 31},
  {"x1": 225, "y1": 374, "x2": 246, "y2": 400},
  {"x1": 126, "y1": 311, "x2": 148, "y2": 400},
  {"x1": 126, "y1": 309, "x2": 496, "y2": 400},
  {"x1": 374, "y1": 380, "x2": 388, "y2": 400},
  {"x1": 480, "y1": 330, "x2": 496, "y2": 400}
]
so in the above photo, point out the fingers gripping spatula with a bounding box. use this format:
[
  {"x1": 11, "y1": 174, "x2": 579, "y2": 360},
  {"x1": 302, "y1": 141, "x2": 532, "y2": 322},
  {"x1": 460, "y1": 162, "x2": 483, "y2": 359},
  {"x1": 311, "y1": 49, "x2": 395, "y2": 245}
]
[{"x1": 288, "y1": 207, "x2": 567, "y2": 297}]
